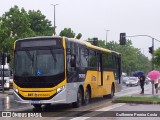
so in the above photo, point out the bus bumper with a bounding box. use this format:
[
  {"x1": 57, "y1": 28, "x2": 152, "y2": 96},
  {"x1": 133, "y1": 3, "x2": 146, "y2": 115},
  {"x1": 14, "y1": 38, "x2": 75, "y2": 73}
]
[{"x1": 13, "y1": 88, "x2": 68, "y2": 105}]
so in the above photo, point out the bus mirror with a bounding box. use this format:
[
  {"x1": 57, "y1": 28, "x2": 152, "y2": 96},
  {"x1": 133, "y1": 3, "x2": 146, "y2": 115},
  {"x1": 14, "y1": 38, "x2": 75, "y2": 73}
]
[{"x1": 70, "y1": 56, "x2": 76, "y2": 68}]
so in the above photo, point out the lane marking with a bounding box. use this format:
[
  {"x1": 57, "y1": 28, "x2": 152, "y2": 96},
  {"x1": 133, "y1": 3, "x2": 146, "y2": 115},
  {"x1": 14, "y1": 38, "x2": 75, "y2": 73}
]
[
  {"x1": 70, "y1": 103, "x2": 126, "y2": 120},
  {"x1": 95, "y1": 103, "x2": 125, "y2": 111}
]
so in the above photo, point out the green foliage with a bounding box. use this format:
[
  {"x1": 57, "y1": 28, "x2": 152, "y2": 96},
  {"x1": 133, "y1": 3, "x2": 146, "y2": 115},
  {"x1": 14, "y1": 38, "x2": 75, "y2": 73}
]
[
  {"x1": 0, "y1": 5, "x2": 53, "y2": 52},
  {"x1": 153, "y1": 48, "x2": 160, "y2": 68},
  {"x1": 76, "y1": 33, "x2": 82, "y2": 39},
  {"x1": 28, "y1": 10, "x2": 53, "y2": 36},
  {"x1": 59, "y1": 28, "x2": 75, "y2": 38},
  {"x1": 0, "y1": 5, "x2": 53, "y2": 68},
  {"x1": 59, "y1": 28, "x2": 82, "y2": 39},
  {"x1": 94, "y1": 39, "x2": 151, "y2": 75}
]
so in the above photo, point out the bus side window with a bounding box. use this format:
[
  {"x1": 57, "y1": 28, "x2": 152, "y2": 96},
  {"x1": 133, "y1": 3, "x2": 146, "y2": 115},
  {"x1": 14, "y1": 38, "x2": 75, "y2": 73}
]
[
  {"x1": 79, "y1": 47, "x2": 88, "y2": 68},
  {"x1": 88, "y1": 50, "x2": 97, "y2": 69},
  {"x1": 70, "y1": 55, "x2": 76, "y2": 68}
]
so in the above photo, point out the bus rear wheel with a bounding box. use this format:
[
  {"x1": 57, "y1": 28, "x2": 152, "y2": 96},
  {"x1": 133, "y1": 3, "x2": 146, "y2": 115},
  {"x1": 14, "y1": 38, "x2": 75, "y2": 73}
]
[
  {"x1": 109, "y1": 85, "x2": 115, "y2": 98},
  {"x1": 84, "y1": 88, "x2": 91, "y2": 105},
  {"x1": 72, "y1": 88, "x2": 83, "y2": 108}
]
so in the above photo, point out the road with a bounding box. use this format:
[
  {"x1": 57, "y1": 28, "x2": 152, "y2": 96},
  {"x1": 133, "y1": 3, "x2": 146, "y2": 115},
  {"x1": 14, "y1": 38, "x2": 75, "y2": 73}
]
[{"x1": 1, "y1": 83, "x2": 159, "y2": 119}]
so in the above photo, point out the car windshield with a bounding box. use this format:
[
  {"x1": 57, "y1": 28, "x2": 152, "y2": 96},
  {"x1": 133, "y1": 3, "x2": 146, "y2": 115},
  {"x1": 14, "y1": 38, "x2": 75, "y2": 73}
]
[
  {"x1": 14, "y1": 49, "x2": 64, "y2": 77},
  {"x1": 123, "y1": 77, "x2": 129, "y2": 81},
  {"x1": 129, "y1": 77, "x2": 137, "y2": 81}
]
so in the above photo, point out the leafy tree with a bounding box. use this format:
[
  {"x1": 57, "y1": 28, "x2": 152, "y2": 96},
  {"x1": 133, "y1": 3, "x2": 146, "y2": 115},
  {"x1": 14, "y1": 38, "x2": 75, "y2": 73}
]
[
  {"x1": 0, "y1": 5, "x2": 54, "y2": 53},
  {"x1": 59, "y1": 28, "x2": 82, "y2": 39},
  {"x1": 0, "y1": 6, "x2": 54, "y2": 68},
  {"x1": 153, "y1": 48, "x2": 160, "y2": 69},
  {"x1": 76, "y1": 33, "x2": 82, "y2": 39},
  {"x1": 59, "y1": 28, "x2": 75, "y2": 38},
  {"x1": 28, "y1": 10, "x2": 53, "y2": 36},
  {"x1": 87, "y1": 38, "x2": 151, "y2": 75}
]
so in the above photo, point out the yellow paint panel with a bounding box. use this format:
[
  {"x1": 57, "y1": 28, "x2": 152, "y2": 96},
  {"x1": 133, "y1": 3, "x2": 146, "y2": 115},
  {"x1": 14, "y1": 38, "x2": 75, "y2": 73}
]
[
  {"x1": 19, "y1": 90, "x2": 56, "y2": 98},
  {"x1": 84, "y1": 70, "x2": 115, "y2": 98}
]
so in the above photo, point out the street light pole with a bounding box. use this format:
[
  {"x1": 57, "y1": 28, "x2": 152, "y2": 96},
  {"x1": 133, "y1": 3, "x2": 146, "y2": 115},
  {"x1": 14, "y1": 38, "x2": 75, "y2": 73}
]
[
  {"x1": 51, "y1": 4, "x2": 59, "y2": 35},
  {"x1": 105, "y1": 30, "x2": 110, "y2": 45},
  {"x1": 152, "y1": 38, "x2": 154, "y2": 70},
  {"x1": 152, "y1": 38, "x2": 154, "y2": 95}
]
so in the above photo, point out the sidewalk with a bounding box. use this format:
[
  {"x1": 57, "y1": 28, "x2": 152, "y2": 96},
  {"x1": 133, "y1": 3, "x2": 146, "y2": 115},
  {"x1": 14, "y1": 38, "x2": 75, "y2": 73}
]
[
  {"x1": 113, "y1": 86, "x2": 160, "y2": 104},
  {"x1": 130, "y1": 86, "x2": 160, "y2": 98}
]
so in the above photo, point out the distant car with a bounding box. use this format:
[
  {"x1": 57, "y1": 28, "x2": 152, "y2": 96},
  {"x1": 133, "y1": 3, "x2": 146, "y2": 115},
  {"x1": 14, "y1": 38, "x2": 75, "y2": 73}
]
[
  {"x1": 0, "y1": 66, "x2": 11, "y2": 90},
  {"x1": 122, "y1": 76, "x2": 129, "y2": 85},
  {"x1": 145, "y1": 77, "x2": 150, "y2": 85},
  {"x1": 126, "y1": 77, "x2": 139, "y2": 87},
  {"x1": 0, "y1": 69, "x2": 10, "y2": 90}
]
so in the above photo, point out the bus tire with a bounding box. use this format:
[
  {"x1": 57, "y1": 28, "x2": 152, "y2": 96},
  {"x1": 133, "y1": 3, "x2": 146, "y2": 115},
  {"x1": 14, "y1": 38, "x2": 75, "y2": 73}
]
[
  {"x1": 109, "y1": 85, "x2": 115, "y2": 98},
  {"x1": 32, "y1": 104, "x2": 42, "y2": 109},
  {"x1": 72, "y1": 88, "x2": 83, "y2": 108},
  {"x1": 84, "y1": 87, "x2": 91, "y2": 105}
]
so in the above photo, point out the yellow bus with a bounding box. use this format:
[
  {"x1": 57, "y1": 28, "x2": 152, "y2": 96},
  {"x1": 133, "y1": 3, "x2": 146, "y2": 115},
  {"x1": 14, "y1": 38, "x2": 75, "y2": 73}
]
[{"x1": 13, "y1": 36, "x2": 122, "y2": 108}]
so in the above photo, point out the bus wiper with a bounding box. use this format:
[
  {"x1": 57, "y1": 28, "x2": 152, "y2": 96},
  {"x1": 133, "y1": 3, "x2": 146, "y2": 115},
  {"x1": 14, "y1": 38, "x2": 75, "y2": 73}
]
[
  {"x1": 25, "y1": 50, "x2": 34, "y2": 62},
  {"x1": 50, "y1": 49, "x2": 57, "y2": 63},
  {"x1": 25, "y1": 50, "x2": 34, "y2": 75}
]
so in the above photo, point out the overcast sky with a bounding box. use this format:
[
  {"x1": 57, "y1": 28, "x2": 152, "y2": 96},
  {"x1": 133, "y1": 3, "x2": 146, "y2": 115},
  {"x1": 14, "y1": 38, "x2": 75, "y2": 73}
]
[{"x1": 1, "y1": 0, "x2": 160, "y2": 58}]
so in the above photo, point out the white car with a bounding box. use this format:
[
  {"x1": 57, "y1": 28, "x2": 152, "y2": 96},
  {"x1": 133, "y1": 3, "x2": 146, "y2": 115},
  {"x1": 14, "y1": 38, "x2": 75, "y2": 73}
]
[
  {"x1": 126, "y1": 77, "x2": 139, "y2": 86},
  {"x1": 0, "y1": 65, "x2": 11, "y2": 90}
]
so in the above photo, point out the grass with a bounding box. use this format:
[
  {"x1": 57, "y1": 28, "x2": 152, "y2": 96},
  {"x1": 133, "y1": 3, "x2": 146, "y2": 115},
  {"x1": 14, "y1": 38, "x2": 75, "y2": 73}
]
[{"x1": 114, "y1": 96, "x2": 160, "y2": 103}]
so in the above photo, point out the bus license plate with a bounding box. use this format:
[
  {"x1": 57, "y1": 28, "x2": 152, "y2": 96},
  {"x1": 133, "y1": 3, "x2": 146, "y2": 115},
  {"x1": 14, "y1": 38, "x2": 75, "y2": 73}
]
[{"x1": 31, "y1": 100, "x2": 41, "y2": 104}]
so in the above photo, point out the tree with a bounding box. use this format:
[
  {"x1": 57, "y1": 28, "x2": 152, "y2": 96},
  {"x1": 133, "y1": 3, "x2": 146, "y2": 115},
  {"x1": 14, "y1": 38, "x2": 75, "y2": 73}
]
[
  {"x1": 59, "y1": 28, "x2": 75, "y2": 38},
  {"x1": 59, "y1": 28, "x2": 82, "y2": 39},
  {"x1": 0, "y1": 5, "x2": 54, "y2": 53},
  {"x1": 91, "y1": 39, "x2": 151, "y2": 75},
  {"x1": 76, "y1": 33, "x2": 82, "y2": 39},
  {"x1": 28, "y1": 10, "x2": 53, "y2": 36},
  {"x1": 153, "y1": 48, "x2": 160, "y2": 68},
  {"x1": 0, "y1": 6, "x2": 54, "y2": 68}
]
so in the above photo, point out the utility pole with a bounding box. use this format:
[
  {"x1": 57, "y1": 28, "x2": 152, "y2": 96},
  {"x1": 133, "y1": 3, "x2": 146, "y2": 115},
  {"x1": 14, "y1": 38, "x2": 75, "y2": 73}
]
[
  {"x1": 151, "y1": 38, "x2": 154, "y2": 95},
  {"x1": 105, "y1": 30, "x2": 110, "y2": 45},
  {"x1": 51, "y1": 4, "x2": 59, "y2": 35},
  {"x1": 152, "y1": 38, "x2": 154, "y2": 70}
]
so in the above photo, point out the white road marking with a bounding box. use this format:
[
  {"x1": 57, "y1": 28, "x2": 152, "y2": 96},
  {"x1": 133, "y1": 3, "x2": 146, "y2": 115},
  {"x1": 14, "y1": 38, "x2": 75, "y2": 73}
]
[
  {"x1": 95, "y1": 103, "x2": 125, "y2": 111},
  {"x1": 70, "y1": 103, "x2": 126, "y2": 120}
]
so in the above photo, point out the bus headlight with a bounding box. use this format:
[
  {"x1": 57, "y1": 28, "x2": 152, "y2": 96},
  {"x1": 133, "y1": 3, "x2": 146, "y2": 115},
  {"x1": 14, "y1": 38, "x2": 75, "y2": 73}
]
[
  {"x1": 13, "y1": 87, "x2": 19, "y2": 93},
  {"x1": 57, "y1": 86, "x2": 65, "y2": 94}
]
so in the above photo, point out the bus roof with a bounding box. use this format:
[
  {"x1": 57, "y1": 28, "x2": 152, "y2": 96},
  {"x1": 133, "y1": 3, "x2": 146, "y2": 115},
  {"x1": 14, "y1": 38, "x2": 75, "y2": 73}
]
[
  {"x1": 15, "y1": 36, "x2": 120, "y2": 56},
  {"x1": 68, "y1": 37, "x2": 121, "y2": 56},
  {"x1": 15, "y1": 36, "x2": 62, "y2": 42}
]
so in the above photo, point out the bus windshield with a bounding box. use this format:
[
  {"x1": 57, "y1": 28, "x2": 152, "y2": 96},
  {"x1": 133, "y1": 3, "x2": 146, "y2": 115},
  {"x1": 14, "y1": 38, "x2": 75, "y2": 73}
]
[{"x1": 14, "y1": 49, "x2": 64, "y2": 77}]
